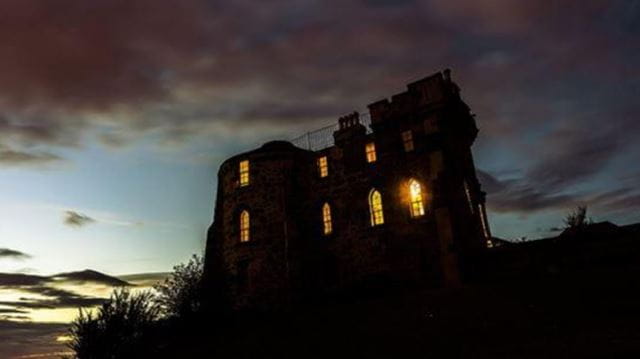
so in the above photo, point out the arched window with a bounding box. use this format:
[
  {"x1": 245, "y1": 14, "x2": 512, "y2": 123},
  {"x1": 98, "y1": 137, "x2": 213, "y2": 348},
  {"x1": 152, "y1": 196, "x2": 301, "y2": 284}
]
[
  {"x1": 240, "y1": 210, "x2": 250, "y2": 242},
  {"x1": 409, "y1": 179, "x2": 425, "y2": 217},
  {"x1": 369, "y1": 189, "x2": 385, "y2": 226},
  {"x1": 322, "y1": 203, "x2": 332, "y2": 235}
]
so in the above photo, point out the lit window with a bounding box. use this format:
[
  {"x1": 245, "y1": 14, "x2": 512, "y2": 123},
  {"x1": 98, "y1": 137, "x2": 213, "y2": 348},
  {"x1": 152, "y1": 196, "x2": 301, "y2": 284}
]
[
  {"x1": 318, "y1": 156, "x2": 328, "y2": 178},
  {"x1": 408, "y1": 179, "x2": 425, "y2": 217},
  {"x1": 322, "y1": 202, "x2": 332, "y2": 235},
  {"x1": 369, "y1": 189, "x2": 385, "y2": 226},
  {"x1": 240, "y1": 210, "x2": 250, "y2": 242},
  {"x1": 401, "y1": 130, "x2": 414, "y2": 152},
  {"x1": 365, "y1": 142, "x2": 377, "y2": 163},
  {"x1": 239, "y1": 160, "x2": 250, "y2": 187}
]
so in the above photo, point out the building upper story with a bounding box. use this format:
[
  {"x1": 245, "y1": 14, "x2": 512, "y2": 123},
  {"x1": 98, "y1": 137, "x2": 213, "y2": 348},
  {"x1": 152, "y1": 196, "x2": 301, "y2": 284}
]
[{"x1": 205, "y1": 69, "x2": 491, "y2": 309}]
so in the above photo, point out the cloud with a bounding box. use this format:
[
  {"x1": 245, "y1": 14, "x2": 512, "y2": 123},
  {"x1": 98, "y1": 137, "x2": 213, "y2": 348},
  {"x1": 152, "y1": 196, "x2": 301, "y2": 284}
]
[
  {"x1": 0, "y1": 320, "x2": 69, "y2": 359},
  {"x1": 478, "y1": 168, "x2": 640, "y2": 215},
  {"x1": 0, "y1": 248, "x2": 32, "y2": 260},
  {"x1": 0, "y1": 270, "x2": 130, "y2": 289},
  {"x1": 117, "y1": 272, "x2": 170, "y2": 287},
  {"x1": 63, "y1": 211, "x2": 95, "y2": 227},
  {"x1": 0, "y1": 0, "x2": 631, "y2": 151},
  {"x1": 0, "y1": 145, "x2": 63, "y2": 167},
  {"x1": 52, "y1": 269, "x2": 129, "y2": 287}
]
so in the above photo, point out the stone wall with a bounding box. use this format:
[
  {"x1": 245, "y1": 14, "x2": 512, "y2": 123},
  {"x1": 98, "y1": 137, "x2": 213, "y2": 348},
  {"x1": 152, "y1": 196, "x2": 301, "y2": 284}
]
[{"x1": 204, "y1": 70, "x2": 489, "y2": 310}]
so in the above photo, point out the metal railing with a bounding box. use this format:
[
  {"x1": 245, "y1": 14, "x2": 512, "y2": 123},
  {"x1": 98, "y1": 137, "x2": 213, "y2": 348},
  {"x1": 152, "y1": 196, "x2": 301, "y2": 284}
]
[{"x1": 291, "y1": 112, "x2": 372, "y2": 151}]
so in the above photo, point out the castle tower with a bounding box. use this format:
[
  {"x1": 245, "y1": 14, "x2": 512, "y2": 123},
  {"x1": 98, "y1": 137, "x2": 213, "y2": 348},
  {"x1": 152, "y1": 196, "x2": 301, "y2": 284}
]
[{"x1": 204, "y1": 70, "x2": 490, "y2": 310}]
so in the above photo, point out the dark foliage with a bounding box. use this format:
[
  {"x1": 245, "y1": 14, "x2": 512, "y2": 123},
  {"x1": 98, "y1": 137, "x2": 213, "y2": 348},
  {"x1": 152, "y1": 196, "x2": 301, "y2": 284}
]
[
  {"x1": 67, "y1": 288, "x2": 161, "y2": 358},
  {"x1": 153, "y1": 254, "x2": 204, "y2": 321},
  {"x1": 563, "y1": 206, "x2": 593, "y2": 230},
  {"x1": 67, "y1": 256, "x2": 207, "y2": 358}
]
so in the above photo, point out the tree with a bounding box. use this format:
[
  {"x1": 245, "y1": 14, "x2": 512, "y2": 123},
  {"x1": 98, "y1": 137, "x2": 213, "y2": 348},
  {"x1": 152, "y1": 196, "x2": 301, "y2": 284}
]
[
  {"x1": 154, "y1": 254, "x2": 204, "y2": 321},
  {"x1": 563, "y1": 206, "x2": 593, "y2": 230},
  {"x1": 67, "y1": 288, "x2": 161, "y2": 359}
]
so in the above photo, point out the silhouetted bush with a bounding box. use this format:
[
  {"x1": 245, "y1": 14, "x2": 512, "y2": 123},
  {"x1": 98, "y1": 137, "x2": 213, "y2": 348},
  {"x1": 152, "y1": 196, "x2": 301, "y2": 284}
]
[
  {"x1": 67, "y1": 288, "x2": 161, "y2": 359},
  {"x1": 564, "y1": 206, "x2": 593, "y2": 230},
  {"x1": 68, "y1": 255, "x2": 207, "y2": 358},
  {"x1": 154, "y1": 254, "x2": 204, "y2": 321}
]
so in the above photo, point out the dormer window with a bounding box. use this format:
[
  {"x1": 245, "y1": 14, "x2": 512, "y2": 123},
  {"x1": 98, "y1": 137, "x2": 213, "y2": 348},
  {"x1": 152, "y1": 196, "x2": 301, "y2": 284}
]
[
  {"x1": 318, "y1": 156, "x2": 329, "y2": 178},
  {"x1": 239, "y1": 160, "x2": 250, "y2": 187},
  {"x1": 401, "y1": 131, "x2": 414, "y2": 152},
  {"x1": 365, "y1": 142, "x2": 377, "y2": 163}
]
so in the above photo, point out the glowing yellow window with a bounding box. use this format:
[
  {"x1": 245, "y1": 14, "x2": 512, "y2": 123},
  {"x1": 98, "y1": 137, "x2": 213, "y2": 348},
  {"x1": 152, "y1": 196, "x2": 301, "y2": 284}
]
[
  {"x1": 401, "y1": 130, "x2": 414, "y2": 152},
  {"x1": 240, "y1": 210, "x2": 250, "y2": 242},
  {"x1": 318, "y1": 156, "x2": 328, "y2": 178},
  {"x1": 322, "y1": 203, "x2": 332, "y2": 235},
  {"x1": 365, "y1": 142, "x2": 377, "y2": 163},
  {"x1": 369, "y1": 189, "x2": 385, "y2": 226},
  {"x1": 239, "y1": 160, "x2": 250, "y2": 187},
  {"x1": 408, "y1": 179, "x2": 425, "y2": 217}
]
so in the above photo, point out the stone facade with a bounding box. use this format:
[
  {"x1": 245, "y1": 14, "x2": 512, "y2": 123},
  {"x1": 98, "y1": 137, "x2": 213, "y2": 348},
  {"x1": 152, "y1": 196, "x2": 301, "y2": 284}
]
[{"x1": 204, "y1": 70, "x2": 491, "y2": 310}]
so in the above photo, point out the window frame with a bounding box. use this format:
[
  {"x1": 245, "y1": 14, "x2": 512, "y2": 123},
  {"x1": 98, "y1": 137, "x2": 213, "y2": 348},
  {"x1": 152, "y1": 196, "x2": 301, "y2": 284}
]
[
  {"x1": 322, "y1": 202, "x2": 333, "y2": 235},
  {"x1": 239, "y1": 210, "x2": 250, "y2": 242},
  {"x1": 369, "y1": 189, "x2": 385, "y2": 226},
  {"x1": 401, "y1": 130, "x2": 414, "y2": 152},
  {"x1": 239, "y1": 160, "x2": 250, "y2": 187},
  {"x1": 365, "y1": 142, "x2": 377, "y2": 163},
  {"x1": 408, "y1": 178, "x2": 425, "y2": 218},
  {"x1": 317, "y1": 156, "x2": 329, "y2": 178}
]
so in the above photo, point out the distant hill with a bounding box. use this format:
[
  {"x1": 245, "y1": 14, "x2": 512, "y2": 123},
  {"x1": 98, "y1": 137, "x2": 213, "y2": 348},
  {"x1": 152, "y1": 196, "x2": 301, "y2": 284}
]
[{"x1": 52, "y1": 269, "x2": 130, "y2": 287}]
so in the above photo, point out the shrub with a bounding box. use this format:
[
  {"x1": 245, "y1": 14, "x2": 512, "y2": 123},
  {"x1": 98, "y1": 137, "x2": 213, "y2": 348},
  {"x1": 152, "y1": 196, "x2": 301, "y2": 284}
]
[{"x1": 67, "y1": 288, "x2": 161, "y2": 359}]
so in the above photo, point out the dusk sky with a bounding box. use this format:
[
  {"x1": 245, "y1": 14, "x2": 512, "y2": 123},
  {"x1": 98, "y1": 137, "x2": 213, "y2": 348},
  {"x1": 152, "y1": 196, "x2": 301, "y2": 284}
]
[{"x1": 1, "y1": 1, "x2": 639, "y2": 356}]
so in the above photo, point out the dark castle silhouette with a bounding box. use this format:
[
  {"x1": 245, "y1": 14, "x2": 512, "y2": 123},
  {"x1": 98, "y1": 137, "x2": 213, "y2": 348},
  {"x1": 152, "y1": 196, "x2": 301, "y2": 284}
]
[{"x1": 204, "y1": 70, "x2": 492, "y2": 310}]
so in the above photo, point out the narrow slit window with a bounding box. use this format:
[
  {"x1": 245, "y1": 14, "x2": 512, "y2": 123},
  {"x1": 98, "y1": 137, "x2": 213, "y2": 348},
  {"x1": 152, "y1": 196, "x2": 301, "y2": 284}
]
[
  {"x1": 369, "y1": 189, "x2": 385, "y2": 226},
  {"x1": 365, "y1": 142, "x2": 377, "y2": 163},
  {"x1": 402, "y1": 130, "x2": 414, "y2": 152},
  {"x1": 239, "y1": 160, "x2": 250, "y2": 187},
  {"x1": 240, "y1": 210, "x2": 250, "y2": 242},
  {"x1": 322, "y1": 203, "x2": 332, "y2": 235},
  {"x1": 479, "y1": 203, "x2": 490, "y2": 240},
  {"x1": 318, "y1": 156, "x2": 328, "y2": 178},
  {"x1": 464, "y1": 181, "x2": 474, "y2": 214},
  {"x1": 409, "y1": 179, "x2": 425, "y2": 217}
]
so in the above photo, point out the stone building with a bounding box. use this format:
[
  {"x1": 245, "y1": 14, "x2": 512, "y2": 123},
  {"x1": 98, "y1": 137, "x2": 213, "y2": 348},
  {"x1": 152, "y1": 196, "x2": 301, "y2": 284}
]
[{"x1": 204, "y1": 69, "x2": 491, "y2": 310}]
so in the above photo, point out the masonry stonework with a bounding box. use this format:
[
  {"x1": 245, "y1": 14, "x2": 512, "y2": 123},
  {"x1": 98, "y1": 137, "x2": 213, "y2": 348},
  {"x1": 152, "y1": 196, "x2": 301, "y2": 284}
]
[{"x1": 204, "y1": 70, "x2": 490, "y2": 310}]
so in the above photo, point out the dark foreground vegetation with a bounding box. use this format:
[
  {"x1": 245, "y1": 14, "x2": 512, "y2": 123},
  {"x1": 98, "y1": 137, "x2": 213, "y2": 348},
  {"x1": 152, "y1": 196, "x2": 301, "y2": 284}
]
[{"x1": 67, "y1": 212, "x2": 640, "y2": 358}]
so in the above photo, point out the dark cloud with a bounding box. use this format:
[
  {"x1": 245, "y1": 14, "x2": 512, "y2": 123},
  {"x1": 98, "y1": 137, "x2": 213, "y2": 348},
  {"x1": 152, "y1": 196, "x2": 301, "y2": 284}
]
[
  {"x1": 0, "y1": 268, "x2": 132, "y2": 350},
  {"x1": 0, "y1": 270, "x2": 130, "y2": 288},
  {"x1": 478, "y1": 168, "x2": 640, "y2": 215},
  {"x1": 0, "y1": 144, "x2": 63, "y2": 166},
  {"x1": 0, "y1": 285, "x2": 106, "y2": 310},
  {"x1": 0, "y1": 1, "x2": 636, "y2": 225},
  {"x1": 53, "y1": 269, "x2": 129, "y2": 287},
  {"x1": 63, "y1": 211, "x2": 96, "y2": 227},
  {"x1": 0, "y1": 320, "x2": 69, "y2": 359},
  {"x1": 478, "y1": 172, "x2": 579, "y2": 213},
  {"x1": 0, "y1": 0, "x2": 634, "y2": 151},
  {"x1": 118, "y1": 272, "x2": 169, "y2": 285},
  {"x1": 0, "y1": 248, "x2": 32, "y2": 260}
]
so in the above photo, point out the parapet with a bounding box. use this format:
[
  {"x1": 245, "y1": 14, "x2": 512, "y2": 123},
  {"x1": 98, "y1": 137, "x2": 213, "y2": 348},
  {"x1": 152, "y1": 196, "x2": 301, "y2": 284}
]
[{"x1": 367, "y1": 69, "x2": 459, "y2": 125}]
